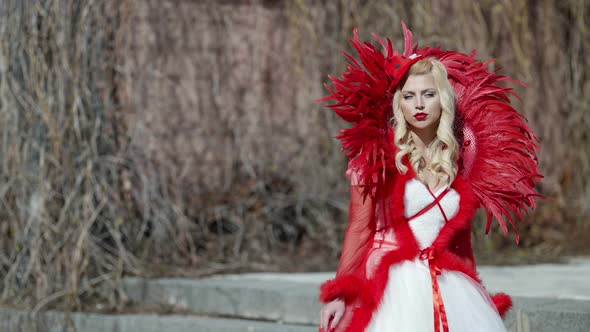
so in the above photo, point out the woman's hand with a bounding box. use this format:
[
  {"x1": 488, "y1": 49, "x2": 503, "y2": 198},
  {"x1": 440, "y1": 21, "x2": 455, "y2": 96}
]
[{"x1": 320, "y1": 299, "x2": 345, "y2": 331}]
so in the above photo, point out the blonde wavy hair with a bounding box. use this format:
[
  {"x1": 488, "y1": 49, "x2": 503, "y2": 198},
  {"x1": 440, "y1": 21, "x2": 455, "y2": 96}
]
[{"x1": 391, "y1": 58, "x2": 459, "y2": 187}]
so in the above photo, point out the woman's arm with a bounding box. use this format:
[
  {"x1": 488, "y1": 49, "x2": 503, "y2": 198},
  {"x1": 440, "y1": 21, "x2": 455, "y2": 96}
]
[
  {"x1": 319, "y1": 177, "x2": 375, "y2": 304},
  {"x1": 336, "y1": 184, "x2": 375, "y2": 276}
]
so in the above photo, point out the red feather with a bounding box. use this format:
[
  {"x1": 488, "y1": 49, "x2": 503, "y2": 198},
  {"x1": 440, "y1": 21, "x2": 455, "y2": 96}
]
[
  {"x1": 439, "y1": 55, "x2": 542, "y2": 242},
  {"x1": 318, "y1": 23, "x2": 542, "y2": 241}
]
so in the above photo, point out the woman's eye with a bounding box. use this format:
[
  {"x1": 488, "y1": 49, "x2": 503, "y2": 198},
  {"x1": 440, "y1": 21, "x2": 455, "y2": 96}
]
[
  {"x1": 403, "y1": 95, "x2": 413, "y2": 100},
  {"x1": 425, "y1": 93, "x2": 435, "y2": 97}
]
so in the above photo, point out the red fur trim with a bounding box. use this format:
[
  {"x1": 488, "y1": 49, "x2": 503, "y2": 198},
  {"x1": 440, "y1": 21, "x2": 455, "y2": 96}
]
[
  {"x1": 425, "y1": 176, "x2": 480, "y2": 281},
  {"x1": 340, "y1": 174, "x2": 421, "y2": 330},
  {"x1": 388, "y1": 167, "x2": 413, "y2": 226},
  {"x1": 450, "y1": 227, "x2": 476, "y2": 271},
  {"x1": 491, "y1": 292, "x2": 512, "y2": 318},
  {"x1": 432, "y1": 175, "x2": 478, "y2": 250},
  {"x1": 327, "y1": 173, "x2": 507, "y2": 331},
  {"x1": 342, "y1": 306, "x2": 373, "y2": 331},
  {"x1": 319, "y1": 274, "x2": 364, "y2": 304},
  {"x1": 343, "y1": 237, "x2": 419, "y2": 331},
  {"x1": 436, "y1": 251, "x2": 480, "y2": 282}
]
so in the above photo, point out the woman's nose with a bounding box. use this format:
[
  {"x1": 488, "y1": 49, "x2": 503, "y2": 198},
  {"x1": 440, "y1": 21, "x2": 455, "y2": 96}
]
[{"x1": 415, "y1": 98, "x2": 425, "y2": 110}]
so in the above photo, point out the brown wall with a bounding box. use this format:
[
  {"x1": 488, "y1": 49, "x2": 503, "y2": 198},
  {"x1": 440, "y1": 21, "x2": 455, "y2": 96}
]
[{"x1": 118, "y1": 0, "x2": 590, "y2": 254}]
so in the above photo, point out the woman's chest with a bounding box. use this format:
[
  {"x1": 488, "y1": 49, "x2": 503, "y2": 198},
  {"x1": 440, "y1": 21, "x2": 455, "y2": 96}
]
[
  {"x1": 403, "y1": 179, "x2": 460, "y2": 248},
  {"x1": 403, "y1": 179, "x2": 460, "y2": 219}
]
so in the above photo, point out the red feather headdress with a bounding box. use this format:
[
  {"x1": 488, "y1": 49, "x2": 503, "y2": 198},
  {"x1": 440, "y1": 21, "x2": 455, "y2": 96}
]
[{"x1": 318, "y1": 22, "x2": 542, "y2": 242}]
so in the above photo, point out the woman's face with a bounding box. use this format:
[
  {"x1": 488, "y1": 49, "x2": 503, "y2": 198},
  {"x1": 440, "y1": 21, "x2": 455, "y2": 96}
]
[{"x1": 399, "y1": 73, "x2": 441, "y2": 135}]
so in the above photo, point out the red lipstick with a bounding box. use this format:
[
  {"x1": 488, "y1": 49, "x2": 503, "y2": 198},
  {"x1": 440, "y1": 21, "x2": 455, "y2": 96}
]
[{"x1": 414, "y1": 112, "x2": 427, "y2": 121}]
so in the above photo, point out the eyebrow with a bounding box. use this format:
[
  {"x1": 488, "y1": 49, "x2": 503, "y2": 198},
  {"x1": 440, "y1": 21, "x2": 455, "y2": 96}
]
[{"x1": 402, "y1": 89, "x2": 437, "y2": 94}]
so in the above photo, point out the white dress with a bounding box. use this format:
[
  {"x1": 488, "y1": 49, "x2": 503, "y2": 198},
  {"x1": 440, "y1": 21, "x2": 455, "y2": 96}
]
[{"x1": 365, "y1": 179, "x2": 506, "y2": 332}]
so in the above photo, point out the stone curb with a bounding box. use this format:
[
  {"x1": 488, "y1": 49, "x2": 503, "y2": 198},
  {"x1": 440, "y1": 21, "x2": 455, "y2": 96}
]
[
  {"x1": 505, "y1": 297, "x2": 590, "y2": 332},
  {"x1": 0, "y1": 308, "x2": 317, "y2": 332},
  {"x1": 123, "y1": 276, "x2": 320, "y2": 325},
  {"x1": 1, "y1": 296, "x2": 589, "y2": 332}
]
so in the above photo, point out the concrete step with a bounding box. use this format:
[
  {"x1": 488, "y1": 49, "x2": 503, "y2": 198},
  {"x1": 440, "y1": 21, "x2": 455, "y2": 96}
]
[
  {"x1": 122, "y1": 258, "x2": 590, "y2": 332},
  {"x1": 0, "y1": 308, "x2": 317, "y2": 332},
  {"x1": 123, "y1": 274, "x2": 321, "y2": 325},
  {"x1": 507, "y1": 297, "x2": 590, "y2": 332}
]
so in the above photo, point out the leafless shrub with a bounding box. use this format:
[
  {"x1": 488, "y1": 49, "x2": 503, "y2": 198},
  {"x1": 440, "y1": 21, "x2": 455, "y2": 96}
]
[{"x1": 0, "y1": 0, "x2": 134, "y2": 309}]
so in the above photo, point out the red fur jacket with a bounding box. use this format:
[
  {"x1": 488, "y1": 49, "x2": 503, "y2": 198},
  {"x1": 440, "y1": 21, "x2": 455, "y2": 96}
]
[{"x1": 318, "y1": 166, "x2": 512, "y2": 332}]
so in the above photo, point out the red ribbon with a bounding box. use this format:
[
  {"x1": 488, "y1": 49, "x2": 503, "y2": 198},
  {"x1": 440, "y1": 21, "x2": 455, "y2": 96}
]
[
  {"x1": 407, "y1": 188, "x2": 450, "y2": 222},
  {"x1": 420, "y1": 247, "x2": 449, "y2": 332}
]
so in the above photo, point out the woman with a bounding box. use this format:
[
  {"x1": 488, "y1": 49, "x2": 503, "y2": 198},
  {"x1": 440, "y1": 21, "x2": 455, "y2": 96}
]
[{"x1": 317, "y1": 24, "x2": 541, "y2": 332}]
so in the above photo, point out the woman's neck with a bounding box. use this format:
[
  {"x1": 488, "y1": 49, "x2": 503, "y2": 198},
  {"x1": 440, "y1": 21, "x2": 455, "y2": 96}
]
[{"x1": 411, "y1": 129, "x2": 437, "y2": 156}]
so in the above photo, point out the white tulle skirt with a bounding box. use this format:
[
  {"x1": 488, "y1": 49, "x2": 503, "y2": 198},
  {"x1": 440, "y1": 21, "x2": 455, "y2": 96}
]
[{"x1": 365, "y1": 258, "x2": 506, "y2": 332}]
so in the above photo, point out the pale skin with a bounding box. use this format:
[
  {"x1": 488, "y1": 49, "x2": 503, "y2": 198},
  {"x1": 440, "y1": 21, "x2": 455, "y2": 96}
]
[{"x1": 319, "y1": 73, "x2": 443, "y2": 331}]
